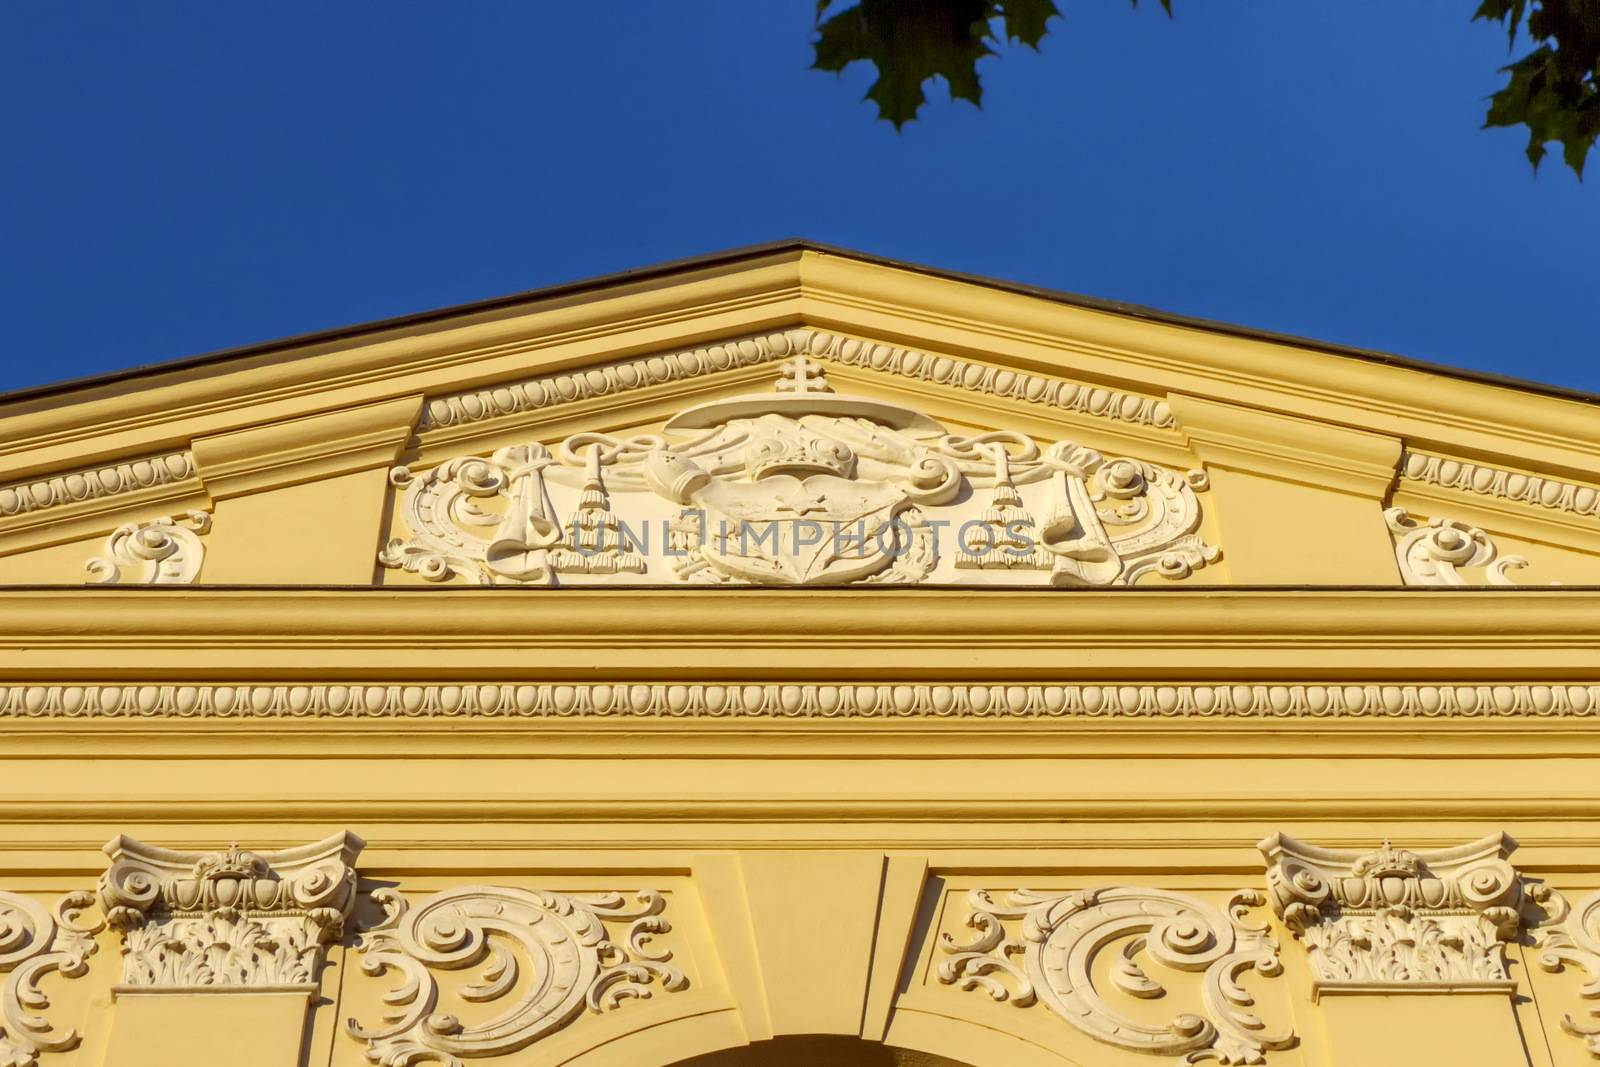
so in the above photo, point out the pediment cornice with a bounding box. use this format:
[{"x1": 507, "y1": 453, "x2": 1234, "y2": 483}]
[{"x1": 0, "y1": 248, "x2": 1595, "y2": 495}]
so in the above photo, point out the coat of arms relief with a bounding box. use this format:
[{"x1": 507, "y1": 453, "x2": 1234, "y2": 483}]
[{"x1": 380, "y1": 354, "x2": 1218, "y2": 587}]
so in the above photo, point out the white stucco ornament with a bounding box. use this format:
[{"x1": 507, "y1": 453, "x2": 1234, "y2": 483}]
[{"x1": 381, "y1": 354, "x2": 1216, "y2": 587}]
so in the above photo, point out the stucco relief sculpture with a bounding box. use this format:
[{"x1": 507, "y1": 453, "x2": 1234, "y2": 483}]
[
  {"x1": 345, "y1": 886, "x2": 687, "y2": 1065},
  {"x1": 382, "y1": 354, "x2": 1216, "y2": 586},
  {"x1": 937, "y1": 886, "x2": 1293, "y2": 1064},
  {"x1": 1259, "y1": 833, "x2": 1549, "y2": 994},
  {"x1": 0, "y1": 890, "x2": 100, "y2": 1067},
  {"x1": 1537, "y1": 889, "x2": 1600, "y2": 1057},
  {"x1": 98, "y1": 832, "x2": 361, "y2": 992},
  {"x1": 1384, "y1": 507, "x2": 1537, "y2": 586},
  {"x1": 84, "y1": 510, "x2": 211, "y2": 585}
]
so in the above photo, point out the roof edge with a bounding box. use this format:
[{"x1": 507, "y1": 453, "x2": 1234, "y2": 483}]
[{"x1": 3, "y1": 238, "x2": 1596, "y2": 410}]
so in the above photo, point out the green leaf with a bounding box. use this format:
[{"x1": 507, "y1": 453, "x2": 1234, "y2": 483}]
[
  {"x1": 812, "y1": 0, "x2": 999, "y2": 127},
  {"x1": 1001, "y1": 0, "x2": 1061, "y2": 48},
  {"x1": 1479, "y1": 1, "x2": 1600, "y2": 177}
]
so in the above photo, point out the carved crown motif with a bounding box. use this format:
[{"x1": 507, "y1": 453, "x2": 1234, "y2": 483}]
[
  {"x1": 1350, "y1": 839, "x2": 1424, "y2": 880},
  {"x1": 1259, "y1": 832, "x2": 1551, "y2": 994},
  {"x1": 192, "y1": 842, "x2": 270, "y2": 883},
  {"x1": 746, "y1": 422, "x2": 855, "y2": 480}
]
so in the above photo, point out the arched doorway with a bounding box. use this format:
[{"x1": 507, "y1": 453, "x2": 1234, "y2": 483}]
[{"x1": 667, "y1": 1035, "x2": 976, "y2": 1067}]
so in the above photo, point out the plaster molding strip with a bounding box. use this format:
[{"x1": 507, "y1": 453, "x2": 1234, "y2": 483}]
[
  {"x1": 2, "y1": 683, "x2": 1596, "y2": 720},
  {"x1": 417, "y1": 328, "x2": 1177, "y2": 434},
  {"x1": 0, "y1": 451, "x2": 198, "y2": 523},
  {"x1": 1401, "y1": 449, "x2": 1600, "y2": 521}
]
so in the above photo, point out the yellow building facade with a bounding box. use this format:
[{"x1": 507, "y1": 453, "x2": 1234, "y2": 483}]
[{"x1": 0, "y1": 242, "x2": 1597, "y2": 1066}]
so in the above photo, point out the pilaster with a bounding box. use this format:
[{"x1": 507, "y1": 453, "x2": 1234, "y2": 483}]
[{"x1": 1261, "y1": 832, "x2": 1552, "y2": 1067}]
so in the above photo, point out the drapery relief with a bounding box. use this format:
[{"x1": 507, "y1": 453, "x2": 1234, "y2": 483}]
[{"x1": 380, "y1": 354, "x2": 1217, "y2": 587}]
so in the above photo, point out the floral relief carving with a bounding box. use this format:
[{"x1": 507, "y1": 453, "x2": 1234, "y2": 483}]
[
  {"x1": 1384, "y1": 507, "x2": 1539, "y2": 586},
  {"x1": 0, "y1": 891, "x2": 100, "y2": 1067},
  {"x1": 383, "y1": 354, "x2": 1215, "y2": 587},
  {"x1": 85, "y1": 510, "x2": 211, "y2": 585},
  {"x1": 345, "y1": 886, "x2": 687, "y2": 1065},
  {"x1": 98, "y1": 832, "x2": 361, "y2": 992},
  {"x1": 1259, "y1": 833, "x2": 1550, "y2": 995},
  {"x1": 1536, "y1": 888, "x2": 1600, "y2": 1058},
  {"x1": 937, "y1": 886, "x2": 1293, "y2": 1065}
]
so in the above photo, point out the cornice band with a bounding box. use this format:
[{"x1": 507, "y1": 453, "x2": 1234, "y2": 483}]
[
  {"x1": 1402, "y1": 450, "x2": 1600, "y2": 521},
  {"x1": 0, "y1": 451, "x2": 196, "y2": 521},
  {"x1": 417, "y1": 328, "x2": 1177, "y2": 433},
  {"x1": 3, "y1": 682, "x2": 1596, "y2": 720}
]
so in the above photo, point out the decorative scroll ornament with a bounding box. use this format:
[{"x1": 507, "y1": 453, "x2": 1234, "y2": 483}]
[
  {"x1": 1259, "y1": 832, "x2": 1549, "y2": 995},
  {"x1": 383, "y1": 354, "x2": 1215, "y2": 587},
  {"x1": 937, "y1": 887, "x2": 1293, "y2": 1065},
  {"x1": 0, "y1": 891, "x2": 101, "y2": 1067},
  {"x1": 1536, "y1": 889, "x2": 1600, "y2": 1057},
  {"x1": 380, "y1": 442, "x2": 648, "y2": 585},
  {"x1": 85, "y1": 510, "x2": 211, "y2": 585},
  {"x1": 98, "y1": 832, "x2": 361, "y2": 992},
  {"x1": 1384, "y1": 507, "x2": 1534, "y2": 586},
  {"x1": 346, "y1": 886, "x2": 687, "y2": 1065}
]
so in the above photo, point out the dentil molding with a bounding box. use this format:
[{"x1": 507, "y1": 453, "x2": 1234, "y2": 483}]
[
  {"x1": 346, "y1": 886, "x2": 687, "y2": 1064},
  {"x1": 3, "y1": 683, "x2": 1598, "y2": 720},
  {"x1": 1259, "y1": 833, "x2": 1551, "y2": 997},
  {"x1": 98, "y1": 832, "x2": 362, "y2": 994},
  {"x1": 938, "y1": 886, "x2": 1293, "y2": 1064}
]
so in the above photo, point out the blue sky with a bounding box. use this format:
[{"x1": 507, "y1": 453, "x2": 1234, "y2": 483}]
[{"x1": 4, "y1": 2, "x2": 1596, "y2": 394}]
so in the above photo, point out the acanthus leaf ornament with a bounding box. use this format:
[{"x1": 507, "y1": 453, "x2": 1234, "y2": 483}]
[
  {"x1": 345, "y1": 886, "x2": 687, "y2": 1065},
  {"x1": 381, "y1": 354, "x2": 1217, "y2": 587},
  {"x1": 85, "y1": 510, "x2": 211, "y2": 585},
  {"x1": 0, "y1": 891, "x2": 101, "y2": 1067},
  {"x1": 937, "y1": 886, "x2": 1293, "y2": 1065},
  {"x1": 98, "y1": 832, "x2": 361, "y2": 993},
  {"x1": 1259, "y1": 832, "x2": 1549, "y2": 995}
]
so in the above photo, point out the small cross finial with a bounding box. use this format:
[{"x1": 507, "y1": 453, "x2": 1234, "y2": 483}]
[{"x1": 776, "y1": 352, "x2": 830, "y2": 395}]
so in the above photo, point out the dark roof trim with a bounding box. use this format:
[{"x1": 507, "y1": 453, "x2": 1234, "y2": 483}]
[{"x1": 5, "y1": 239, "x2": 1597, "y2": 408}]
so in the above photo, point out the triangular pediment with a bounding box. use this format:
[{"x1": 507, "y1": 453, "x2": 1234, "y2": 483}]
[{"x1": 0, "y1": 244, "x2": 1596, "y2": 587}]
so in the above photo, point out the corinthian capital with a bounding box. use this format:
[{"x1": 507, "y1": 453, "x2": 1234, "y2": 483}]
[
  {"x1": 1258, "y1": 832, "x2": 1548, "y2": 996},
  {"x1": 98, "y1": 831, "x2": 363, "y2": 992}
]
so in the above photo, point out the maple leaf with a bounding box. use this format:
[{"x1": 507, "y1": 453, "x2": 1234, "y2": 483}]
[{"x1": 1475, "y1": 0, "x2": 1600, "y2": 176}]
